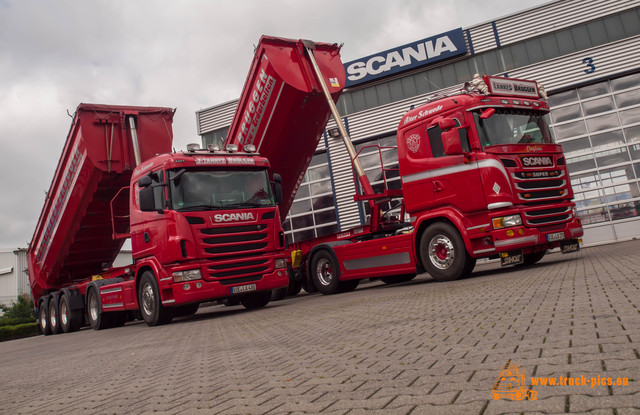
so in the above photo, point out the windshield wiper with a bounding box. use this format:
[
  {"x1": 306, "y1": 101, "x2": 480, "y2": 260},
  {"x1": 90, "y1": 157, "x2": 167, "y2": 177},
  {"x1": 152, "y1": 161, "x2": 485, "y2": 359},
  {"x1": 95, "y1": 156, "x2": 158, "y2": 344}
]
[
  {"x1": 222, "y1": 202, "x2": 269, "y2": 208},
  {"x1": 176, "y1": 204, "x2": 225, "y2": 212}
]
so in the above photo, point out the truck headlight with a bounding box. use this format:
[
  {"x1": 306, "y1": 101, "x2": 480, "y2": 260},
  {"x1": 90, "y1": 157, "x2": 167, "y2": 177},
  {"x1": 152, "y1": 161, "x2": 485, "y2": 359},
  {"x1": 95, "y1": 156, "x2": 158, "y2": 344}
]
[
  {"x1": 173, "y1": 269, "x2": 202, "y2": 283},
  {"x1": 274, "y1": 258, "x2": 286, "y2": 269},
  {"x1": 492, "y1": 214, "x2": 522, "y2": 229}
]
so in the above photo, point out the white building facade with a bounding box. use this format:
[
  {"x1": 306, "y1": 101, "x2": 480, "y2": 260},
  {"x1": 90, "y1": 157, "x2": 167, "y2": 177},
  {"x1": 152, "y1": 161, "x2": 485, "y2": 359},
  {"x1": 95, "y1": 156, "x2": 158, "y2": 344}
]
[{"x1": 197, "y1": 0, "x2": 640, "y2": 247}]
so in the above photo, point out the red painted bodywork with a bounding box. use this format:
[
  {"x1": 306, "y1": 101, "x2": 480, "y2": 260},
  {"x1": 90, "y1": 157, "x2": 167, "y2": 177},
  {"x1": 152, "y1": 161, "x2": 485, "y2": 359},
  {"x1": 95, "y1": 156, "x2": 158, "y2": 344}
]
[
  {"x1": 288, "y1": 76, "x2": 583, "y2": 283},
  {"x1": 225, "y1": 36, "x2": 345, "y2": 219},
  {"x1": 28, "y1": 104, "x2": 174, "y2": 300}
]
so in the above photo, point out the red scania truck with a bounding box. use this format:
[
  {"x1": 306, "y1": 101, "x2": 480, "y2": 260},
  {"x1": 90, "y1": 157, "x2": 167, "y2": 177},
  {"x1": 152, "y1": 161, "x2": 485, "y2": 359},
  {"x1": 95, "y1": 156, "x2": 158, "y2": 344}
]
[
  {"x1": 28, "y1": 37, "x2": 345, "y2": 334},
  {"x1": 27, "y1": 104, "x2": 289, "y2": 334},
  {"x1": 260, "y1": 68, "x2": 584, "y2": 294}
]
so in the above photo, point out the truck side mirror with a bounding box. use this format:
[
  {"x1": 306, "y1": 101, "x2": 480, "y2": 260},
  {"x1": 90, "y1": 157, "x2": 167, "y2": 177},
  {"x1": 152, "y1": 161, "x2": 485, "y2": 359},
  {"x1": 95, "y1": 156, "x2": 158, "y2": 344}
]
[
  {"x1": 272, "y1": 173, "x2": 283, "y2": 204},
  {"x1": 438, "y1": 118, "x2": 456, "y2": 131},
  {"x1": 139, "y1": 187, "x2": 157, "y2": 212},
  {"x1": 442, "y1": 129, "x2": 463, "y2": 156},
  {"x1": 138, "y1": 175, "x2": 152, "y2": 188}
]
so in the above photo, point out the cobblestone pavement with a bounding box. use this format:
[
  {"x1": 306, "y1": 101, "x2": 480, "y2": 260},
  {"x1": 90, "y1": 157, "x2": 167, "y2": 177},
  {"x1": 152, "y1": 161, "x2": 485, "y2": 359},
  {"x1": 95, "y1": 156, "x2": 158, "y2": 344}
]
[{"x1": 1, "y1": 240, "x2": 639, "y2": 414}]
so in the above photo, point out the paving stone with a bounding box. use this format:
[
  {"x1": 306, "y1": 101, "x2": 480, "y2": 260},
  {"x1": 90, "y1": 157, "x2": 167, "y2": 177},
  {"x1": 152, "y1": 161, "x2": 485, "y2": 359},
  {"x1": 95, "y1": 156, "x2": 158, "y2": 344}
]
[{"x1": 0, "y1": 241, "x2": 639, "y2": 414}]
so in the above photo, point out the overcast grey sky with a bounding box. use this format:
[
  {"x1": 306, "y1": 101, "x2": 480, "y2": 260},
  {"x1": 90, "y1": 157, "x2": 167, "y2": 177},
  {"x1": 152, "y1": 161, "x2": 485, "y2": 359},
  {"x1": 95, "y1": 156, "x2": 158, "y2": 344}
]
[{"x1": 0, "y1": 0, "x2": 550, "y2": 249}]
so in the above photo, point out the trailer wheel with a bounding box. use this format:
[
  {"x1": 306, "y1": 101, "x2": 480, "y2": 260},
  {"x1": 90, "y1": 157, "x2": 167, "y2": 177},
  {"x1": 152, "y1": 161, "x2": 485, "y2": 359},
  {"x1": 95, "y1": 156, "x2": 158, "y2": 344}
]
[
  {"x1": 420, "y1": 223, "x2": 468, "y2": 282},
  {"x1": 59, "y1": 293, "x2": 82, "y2": 333},
  {"x1": 45, "y1": 295, "x2": 61, "y2": 335},
  {"x1": 380, "y1": 274, "x2": 417, "y2": 284},
  {"x1": 38, "y1": 297, "x2": 52, "y2": 336},
  {"x1": 87, "y1": 287, "x2": 112, "y2": 330},
  {"x1": 522, "y1": 250, "x2": 546, "y2": 266},
  {"x1": 311, "y1": 250, "x2": 340, "y2": 295},
  {"x1": 139, "y1": 271, "x2": 173, "y2": 326},
  {"x1": 241, "y1": 291, "x2": 271, "y2": 309}
]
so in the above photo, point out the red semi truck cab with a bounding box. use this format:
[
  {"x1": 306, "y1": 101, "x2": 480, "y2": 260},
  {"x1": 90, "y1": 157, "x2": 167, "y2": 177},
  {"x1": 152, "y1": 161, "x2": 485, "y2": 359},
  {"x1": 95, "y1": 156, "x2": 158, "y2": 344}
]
[
  {"x1": 127, "y1": 145, "x2": 288, "y2": 320},
  {"x1": 397, "y1": 75, "x2": 583, "y2": 277},
  {"x1": 29, "y1": 104, "x2": 288, "y2": 335}
]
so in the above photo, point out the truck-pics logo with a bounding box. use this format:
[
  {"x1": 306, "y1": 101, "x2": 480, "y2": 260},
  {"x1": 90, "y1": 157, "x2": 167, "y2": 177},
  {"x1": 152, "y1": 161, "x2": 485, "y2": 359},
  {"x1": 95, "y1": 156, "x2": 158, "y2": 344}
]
[
  {"x1": 491, "y1": 361, "x2": 538, "y2": 401},
  {"x1": 212, "y1": 212, "x2": 255, "y2": 223},
  {"x1": 521, "y1": 156, "x2": 553, "y2": 167}
]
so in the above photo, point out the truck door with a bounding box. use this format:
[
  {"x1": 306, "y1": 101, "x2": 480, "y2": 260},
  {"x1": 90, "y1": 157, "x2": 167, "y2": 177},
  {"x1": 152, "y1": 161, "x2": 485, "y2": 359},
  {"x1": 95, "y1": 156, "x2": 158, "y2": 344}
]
[
  {"x1": 132, "y1": 169, "x2": 168, "y2": 259},
  {"x1": 426, "y1": 118, "x2": 486, "y2": 213}
]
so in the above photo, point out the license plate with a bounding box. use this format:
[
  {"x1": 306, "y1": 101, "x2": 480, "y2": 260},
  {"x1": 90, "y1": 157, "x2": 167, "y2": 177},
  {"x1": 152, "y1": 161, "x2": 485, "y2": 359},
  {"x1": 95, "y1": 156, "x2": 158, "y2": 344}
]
[
  {"x1": 231, "y1": 284, "x2": 256, "y2": 294},
  {"x1": 561, "y1": 240, "x2": 580, "y2": 253},
  {"x1": 501, "y1": 250, "x2": 523, "y2": 266},
  {"x1": 546, "y1": 231, "x2": 565, "y2": 242}
]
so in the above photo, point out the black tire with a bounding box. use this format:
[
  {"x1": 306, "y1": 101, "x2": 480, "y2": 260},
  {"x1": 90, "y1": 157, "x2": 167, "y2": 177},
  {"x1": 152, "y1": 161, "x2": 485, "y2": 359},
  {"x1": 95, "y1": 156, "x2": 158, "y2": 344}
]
[
  {"x1": 287, "y1": 279, "x2": 303, "y2": 296},
  {"x1": 380, "y1": 274, "x2": 417, "y2": 284},
  {"x1": 138, "y1": 271, "x2": 173, "y2": 326},
  {"x1": 420, "y1": 222, "x2": 468, "y2": 282},
  {"x1": 523, "y1": 250, "x2": 546, "y2": 265},
  {"x1": 310, "y1": 250, "x2": 340, "y2": 295},
  {"x1": 270, "y1": 286, "x2": 288, "y2": 301},
  {"x1": 241, "y1": 291, "x2": 271, "y2": 309},
  {"x1": 48, "y1": 295, "x2": 62, "y2": 335},
  {"x1": 38, "y1": 297, "x2": 52, "y2": 336},
  {"x1": 87, "y1": 287, "x2": 112, "y2": 330},
  {"x1": 174, "y1": 303, "x2": 200, "y2": 317},
  {"x1": 461, "y1": 257, "x2": 477, "y2": 277},
  {"x1": 59, "y1": 292, "x2": 82, "y2": 333},
  {"x1": 338, "y1": 279, "x2": 359, "y2": 293}
]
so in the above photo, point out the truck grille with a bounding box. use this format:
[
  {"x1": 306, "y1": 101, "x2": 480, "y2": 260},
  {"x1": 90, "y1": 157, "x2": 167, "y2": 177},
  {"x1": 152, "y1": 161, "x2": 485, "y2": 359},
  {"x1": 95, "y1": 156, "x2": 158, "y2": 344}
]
[
  {"x1": 504, "y1": 158, "x2": 574, "y2": 228},
  {"x1": 184, "y1": 214, "x2": 275, "y2": 283}
]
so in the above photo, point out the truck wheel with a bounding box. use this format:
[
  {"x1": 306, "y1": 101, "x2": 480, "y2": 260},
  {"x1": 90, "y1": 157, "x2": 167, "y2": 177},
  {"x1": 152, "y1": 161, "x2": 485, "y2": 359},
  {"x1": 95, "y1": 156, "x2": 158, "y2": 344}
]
[
  {"x1": 311, "y1": 250, "x2": 340, "y2": 295},
  {"x1": 380, "y1": 274, "x2": 417, "y2": 284},
  {"x1": 38, "y1": 297, "x2": 52, "y2": 336},
  {"x1": 523, "y1": 250, "x2": 546, "y2": 265},
  {"x1": 59, "y1": 293, "x2": 82, "y2": 333},
  {"x1": 288, "y1": 280, "x2": 303, "y2": 296},
  {"x1": 139, "y1": 271, "x2": 173, "y2": 326},
  {"x1": 461, "y1": 257, "x2": 476, "y2": 277},
  {"x1": 420, "y1": 223, "x2": 467, "y2": 282},
  {"x1": 241, "y1": 291, "x2": 271, "y2": 309},
  {"x1": 87, "y1": 288, "x2": 112, "y2": 330},
  {"x1": 48, "y1": 295, "x2": 62, "y2": 334}
]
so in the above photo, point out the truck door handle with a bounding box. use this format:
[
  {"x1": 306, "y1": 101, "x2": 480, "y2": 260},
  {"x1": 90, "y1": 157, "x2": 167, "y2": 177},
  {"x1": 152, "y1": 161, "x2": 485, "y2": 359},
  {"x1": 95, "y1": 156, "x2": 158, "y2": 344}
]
[
  {"x1": 434, "y1": 180, "x2": 444, "y2": 192},
  {"x1": 144, "y1": 232, "x2": 150, "y2": 243}
]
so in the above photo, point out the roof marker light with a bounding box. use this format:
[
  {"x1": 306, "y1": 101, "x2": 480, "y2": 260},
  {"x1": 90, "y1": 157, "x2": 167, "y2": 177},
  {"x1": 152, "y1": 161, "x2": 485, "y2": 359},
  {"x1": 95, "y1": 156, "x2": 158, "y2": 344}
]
[
  {"x1": 186, "y1": 143, "x2": 200, "y2": 152},
  {"x1": 243, "y1": 144, "x2": 256, "y2": 153},
  {"x1": 207, "y1": 144, "x2": 220, "y2": 152},
  {"x1": 225, "y1": 144, "x2": 238, "y2": 153}
]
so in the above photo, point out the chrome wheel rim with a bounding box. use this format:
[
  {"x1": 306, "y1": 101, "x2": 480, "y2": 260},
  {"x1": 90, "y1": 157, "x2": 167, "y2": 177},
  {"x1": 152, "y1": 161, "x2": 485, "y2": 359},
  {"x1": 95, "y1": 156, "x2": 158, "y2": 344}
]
[
  {"x1": 60, "y1": 301, "x2": 68, "y2": 326},
  {"x1": 39, "y1": 306, "x2": 47, "y2": 330},
  {"x1": 89, "y1": 293, "x2": 99, "y2": 322},
  {"x1": 316, "y1": 258, "x2": 334, "y2": 286},
  {"x1": 141, "y1": 283, "x2": 155, "y2": 316},
  {"x1": 49, "y1": 303, "x2": 57, "y2": 327},
  {"x1": 429, "y1": 234, "x2": 455, "y2": 270}
]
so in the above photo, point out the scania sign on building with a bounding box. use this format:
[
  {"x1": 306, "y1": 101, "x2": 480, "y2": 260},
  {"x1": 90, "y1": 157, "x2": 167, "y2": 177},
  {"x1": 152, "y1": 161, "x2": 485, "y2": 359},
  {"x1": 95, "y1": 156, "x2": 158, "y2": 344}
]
[{"x1": 344, "y1": 28, "x2": 467, "y2": 88}]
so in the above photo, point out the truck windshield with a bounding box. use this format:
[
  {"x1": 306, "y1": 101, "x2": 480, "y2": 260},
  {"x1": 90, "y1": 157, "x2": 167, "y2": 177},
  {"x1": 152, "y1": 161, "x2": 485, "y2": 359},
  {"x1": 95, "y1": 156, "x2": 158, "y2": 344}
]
[
  {"x1": 169, "y1": 169, "x2": 275, "y2": 211},
  {"x1": 474, "y1": 109, "x2": 554, "y2": 148}
]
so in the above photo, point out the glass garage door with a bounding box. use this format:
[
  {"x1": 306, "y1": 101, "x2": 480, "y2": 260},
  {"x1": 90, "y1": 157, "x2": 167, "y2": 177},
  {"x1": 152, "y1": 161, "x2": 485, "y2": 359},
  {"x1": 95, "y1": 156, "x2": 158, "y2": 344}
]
[{"x1": 548, "y1": 72, "x2": 640, "y2": 245}]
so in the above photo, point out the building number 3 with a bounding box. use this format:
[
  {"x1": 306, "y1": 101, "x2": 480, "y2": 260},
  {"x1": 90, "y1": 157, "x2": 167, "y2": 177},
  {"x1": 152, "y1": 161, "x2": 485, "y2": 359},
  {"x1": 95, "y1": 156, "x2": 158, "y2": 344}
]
[{"x1": 582, "y1": 57, "x2": 596, "y2": 74}]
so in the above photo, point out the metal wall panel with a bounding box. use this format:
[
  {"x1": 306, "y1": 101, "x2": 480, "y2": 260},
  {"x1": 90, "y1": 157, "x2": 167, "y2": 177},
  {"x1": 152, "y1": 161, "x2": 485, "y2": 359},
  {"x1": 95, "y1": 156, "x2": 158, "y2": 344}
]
[
  {"x1": 466, "y1": 24, "x2": 497, "y2": 54},
  {"x1": 494, "y1": 0, "x2": 640, "y2": 47},
  {"x1": 506, "y1": 35, "x2": 640, "y2": 91},
  {"x1": 197, "y1": 100, "x2": 238, "y2": 135}
]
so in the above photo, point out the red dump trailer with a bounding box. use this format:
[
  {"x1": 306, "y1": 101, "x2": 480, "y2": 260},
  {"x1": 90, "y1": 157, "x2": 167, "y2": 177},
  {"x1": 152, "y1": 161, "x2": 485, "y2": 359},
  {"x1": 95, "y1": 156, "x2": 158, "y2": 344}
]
[{"x1": 28, "y1": 104, "x2": 174, "y2": 302}]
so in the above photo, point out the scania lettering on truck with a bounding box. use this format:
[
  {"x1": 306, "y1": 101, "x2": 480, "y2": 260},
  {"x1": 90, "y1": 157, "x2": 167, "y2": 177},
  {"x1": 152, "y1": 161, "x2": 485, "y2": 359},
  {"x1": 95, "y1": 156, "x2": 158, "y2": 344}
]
[{"x1": 28, "y1": 104, "x2": 289, "y2": 334}]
